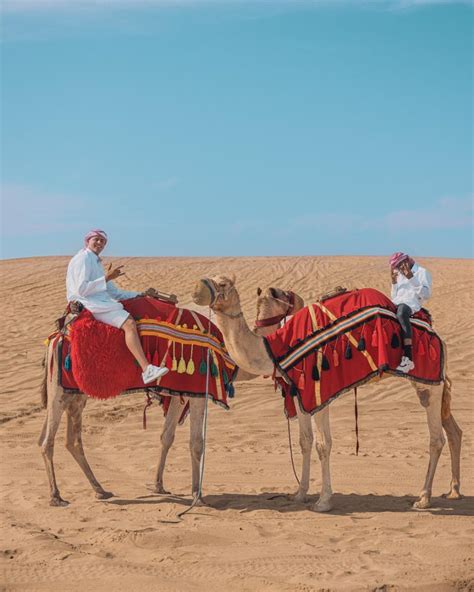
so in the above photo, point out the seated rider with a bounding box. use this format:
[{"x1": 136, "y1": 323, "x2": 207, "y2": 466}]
[
  {"x1": 66, "y1": 229, "x2": 169, "y2": 385},
  {"x1": 390, "y1": 252, "x2": 432, "y2": 374}
]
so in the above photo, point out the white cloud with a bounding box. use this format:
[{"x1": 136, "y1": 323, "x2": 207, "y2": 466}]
[{"x1": 0, "y1": 183, "x2": 89, "y2": 236}]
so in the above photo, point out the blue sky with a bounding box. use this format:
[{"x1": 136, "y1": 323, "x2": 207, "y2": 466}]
[{"x1": 1, "y1": 0, "x2": 472, "y2": 259}]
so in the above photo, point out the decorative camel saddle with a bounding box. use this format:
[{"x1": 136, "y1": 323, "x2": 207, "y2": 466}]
[
  {"x1": 47, "y1": 297, "x2": 236, "y2": 411},
  {"x1": 263, "y1": 288, "x2": 444, "y2": 418}
]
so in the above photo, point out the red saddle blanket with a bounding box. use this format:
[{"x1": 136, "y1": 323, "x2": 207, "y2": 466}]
[
  {"x1": 263, "y1": 288, "x2": 443, "y2": 418},
  {"x1": 53, "y1": 297, "x2": 236, "y2": 411}
]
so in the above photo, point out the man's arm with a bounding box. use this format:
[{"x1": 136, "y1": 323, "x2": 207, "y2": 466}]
[{"x1": 68, "y1": 252, "x2": 106, "y2": 298}]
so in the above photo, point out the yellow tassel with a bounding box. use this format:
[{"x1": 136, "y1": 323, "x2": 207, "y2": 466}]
[
  {"x1": 186, "y1": 343, "x2": 195, "y2": 375},
  {"x1": 171, "y1": 340, "x2": 177, "y2": 371},
  {"x1": 177, "y1": 357, "x2": 186, "y2": 374}
]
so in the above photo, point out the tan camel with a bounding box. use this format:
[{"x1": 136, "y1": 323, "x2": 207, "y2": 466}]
[
  {"x1": 192, "y1": 275, "x2": 463, "y2": 512},
  {"x1": 39, "y1": 307, "x2": 272, "y2": 506}
]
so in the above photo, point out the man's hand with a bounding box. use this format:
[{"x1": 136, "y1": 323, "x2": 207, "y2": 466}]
[
  {"x1": 105, "y1": 263, "x2": 125, "y2": 282},
  {"x1": 391, "y1": 268, "x2": 398, "y2": 284},
  {"x1": 398, "y1": 261, "x2": 413, "y2": 279}
]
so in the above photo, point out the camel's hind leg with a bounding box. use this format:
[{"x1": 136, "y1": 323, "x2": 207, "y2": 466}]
[
  {"x1": 312, "y1": 406, "x2": 333, "y2": 513},
  {"x1": 154, "y1": 397, "x2": 184, "y2": 494},
  {"x1": 290, "y1": 406, "x2": 314, "y2": 503},
  {"x1": 439, "y1": 376, "x2": 462, "y2": 499},
  {"x1": 413, "y1": 384, "x2": 445, "y2": 509},
  {"x1": 189, "y1": 398, "x2": 206, "y2": 499},
  {"x1": 64, "y1": 395, "x2": 113, "y2": 500}
]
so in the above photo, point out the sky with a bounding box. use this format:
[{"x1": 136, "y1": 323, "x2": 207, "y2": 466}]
[{"x1": 1, "y1": 0, "x2": 472, "y2": 259}]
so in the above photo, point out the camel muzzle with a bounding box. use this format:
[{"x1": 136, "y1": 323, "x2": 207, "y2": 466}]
[{"x1": 192, "y1": 280, "x2": 213, "y2": 306}]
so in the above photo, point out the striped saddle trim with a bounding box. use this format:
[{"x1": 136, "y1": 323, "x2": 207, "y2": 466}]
[
  {"x1": 136, "y1": 319, "x2": 235, "y2": 368},
  {"x1": 279, "y1": 305, "x2": 435, "y2": 371}
]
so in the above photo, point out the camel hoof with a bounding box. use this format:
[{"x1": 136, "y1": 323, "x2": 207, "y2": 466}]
[
  {"x1": 154, "y1": 485, "x2": 171, "y2": 495},
  {"x1": 289, "y1": 492, "x2": 308, "y2": 503},
  {"x1": 413, "y1": 497, "x2": 431, "y2": 510},
  {"x1": 50, "y1": 496, "x2": 69, "y2": 507},
  {"x1": 442, "y1": 490, "x2": 463, "y2": 500},
  {"x1": 96, "y1": 490, "x2": 114, "y2": 500},
  {"x1": 313, "y1": 500, "x2": 333, "y2": 513}
]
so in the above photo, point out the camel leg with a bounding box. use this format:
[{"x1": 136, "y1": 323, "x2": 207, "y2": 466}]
[
  {"x1": 290, "y1": 406, "x2": 314, "y2": 502},
  {"x1": 39, "y1": 382, "x2": 68, "y2": 506},
  {"x1": 413, "y1": 385, "x2": 445, "y2": 509},
  {"x1": 65, "y1": 395, "x2": 113, "y2": 500},
  {"x1": 442, "y1": 413, "x2": 463, "y2": 499},
  {"x1": 312, "y1": 406, "x2": 333, "y2": 513},
  {"x1": 154, "y1": 397, "x2": 183, "y2": 494},
  {"x1": 189, "y1": 398, "x2": 206, "y2": 499}
]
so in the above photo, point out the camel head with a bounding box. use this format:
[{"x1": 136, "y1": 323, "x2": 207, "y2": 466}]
[
  {"x1": 192, "y1": 275, "x2": 242, "y2": 316},
  {"x1": 254, "y1": 287, "x2": 305, "y2": 336}
]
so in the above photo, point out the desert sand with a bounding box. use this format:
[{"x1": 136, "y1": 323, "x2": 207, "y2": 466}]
[{"x1": 0, "y1": 255, "x2": 472, "y2": 592}]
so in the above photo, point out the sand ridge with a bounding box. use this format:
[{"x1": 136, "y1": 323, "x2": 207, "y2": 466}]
[{"x1": 0, "y1": 256, "x2": 473, "y2": 591}]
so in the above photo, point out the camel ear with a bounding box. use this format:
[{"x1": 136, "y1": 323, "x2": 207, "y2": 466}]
[
  {"x1": 293, "y1": 293, "x2": 305, "y2": 312},
  {"x1": 257, "y1": 287, "x2": 262, "y2": 296},
  {"x1": 270, "y1": 287, "x2": 277, "y2": 298}
]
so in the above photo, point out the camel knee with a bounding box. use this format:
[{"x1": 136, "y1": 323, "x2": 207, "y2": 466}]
[
  {"x1": 299, "y1": 432, "x2": 314, "y2": 454},
  {"x1": 41, "y1": 439, "x2": 55, "y2": 459},
  {"x1": 190, "y1": 439, "x2": 204, "y2": 462},
  {"x1": 430, "y1": 434, "x2": 445, "y2": 454},
  {"x1": 315, "y1": 437, "x2": 332, "y2": 461},
  {"x1": 161, "y1": 430, "x2": 176, "y2": 450}
]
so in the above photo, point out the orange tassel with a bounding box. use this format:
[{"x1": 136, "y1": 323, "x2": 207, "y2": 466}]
[{"x1": 333, "y1": 347, "x2": 339, "y2": 367}]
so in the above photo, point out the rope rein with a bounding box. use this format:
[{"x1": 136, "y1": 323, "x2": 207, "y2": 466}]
[{"x1": 287, "y1": 418, "x2": 300, "y2": 485}]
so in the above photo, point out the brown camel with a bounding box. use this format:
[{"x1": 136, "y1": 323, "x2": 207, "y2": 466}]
[
  {"x1": 192, "y1": 275, "x2": 463, "y2": 512},
  {"x1": 39, "y1": 303, "x2": 276, "y2": 506}
]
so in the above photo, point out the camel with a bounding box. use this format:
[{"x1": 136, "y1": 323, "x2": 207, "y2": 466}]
[
  {"x1": 39, "y1": 302, "x2": 284, "y2": 506},
  {"x1": 192, "y1": 275, "x2": 463, "y2": 512}
]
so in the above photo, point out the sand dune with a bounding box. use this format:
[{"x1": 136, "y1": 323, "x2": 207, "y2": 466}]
[{"x1": 1, "y1": 256, "x2": 472, "y2": 591}]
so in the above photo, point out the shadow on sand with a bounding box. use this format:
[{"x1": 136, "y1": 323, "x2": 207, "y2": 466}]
[{"x1": 105, "y1": 491, "x2": 473, "y2": 516}]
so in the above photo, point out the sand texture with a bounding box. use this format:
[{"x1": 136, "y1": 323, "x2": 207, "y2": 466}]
[{"x1": 1, "y1": 256, "x2": 472, "y2": 592}]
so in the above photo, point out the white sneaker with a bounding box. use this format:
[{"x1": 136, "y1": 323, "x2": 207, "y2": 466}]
[
  {"x1": 142, "y1": 364, "x2": 169, "y2": 384},
  {"x1": 396, "y1": 356, "x2": 415, "y2": 374}
]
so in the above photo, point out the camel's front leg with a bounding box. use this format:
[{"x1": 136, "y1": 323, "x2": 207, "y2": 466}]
[
  {"x1": 313, "y1": 406, "x2": 333, "y2": 512},
  {"x1": 189, "y1": 398, "x2": 206, "y2": 499},
  {"x1": 154, "y1": 397, "x2": 183, "y2": 494},
  {"x1": 39, "y1": 386, "x2": 67, "y2": 506},
  {"x1": 65, "y1": 396, "x2": 113, "y2": 500},
  {"x1": 414, "y1": 385, "x2": 445, "y2": 509},
  {"x1": 290, "y1": 406, "x2": 314, "y2": 502}
]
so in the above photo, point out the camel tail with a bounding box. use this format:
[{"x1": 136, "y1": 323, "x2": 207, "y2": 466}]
[
  {"x1": 441, "y1": 375, "x2": 452, "y2": 421},
  {"x1": 41, "y1": 351, "x2": 48, "y2": 409}
]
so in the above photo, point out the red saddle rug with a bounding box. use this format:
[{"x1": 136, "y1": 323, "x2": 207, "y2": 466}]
[
  {"x1": 263, "y1": 288, "x2": 444, "y2": 418},
  {"x1": 50, "y1": 297, "x2": 236, "y2": 413}
]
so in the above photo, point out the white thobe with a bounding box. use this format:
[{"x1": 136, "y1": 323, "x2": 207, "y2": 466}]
[
  {"x1": 66, "y1": 248, "x2": 138, "y2": 314},
  {"x1": 391, "y1": 263, "x2": 432, "y2": 313}
]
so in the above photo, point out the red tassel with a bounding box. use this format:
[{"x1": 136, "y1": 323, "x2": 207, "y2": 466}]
[
  {"x1": 429, "y1": 343, "x2": 437, "y2": 361},
  {"x1": 418, "y1": 338, "x2": 426, "y2": 356},
  {"x1": 382, "y1": 327, "x2": 389, "y2": 345},
  {"x1": 152, "y1": 350, "x2": 159, "y2": 366},
  {"x1": 371, "y1": 328, "x2": 378, "y2": 348},
  {"x1": 298, "y1": 372, "x2": 305, "y2": 390}
]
